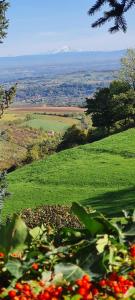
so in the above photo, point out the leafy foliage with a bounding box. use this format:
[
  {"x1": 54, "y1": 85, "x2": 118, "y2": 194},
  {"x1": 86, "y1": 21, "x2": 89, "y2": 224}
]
[
  {"x1": 0, "y1": 85, "x2": 17, "y2": 119},
  {"x1": 57, "y1": 124, "x2": 88, "y2": 151},
  {"x1": 0, "y1": 0, "x2": 9, "y2": 42},
  {"x1": 119, "y1": 49, "x2": 135, "y2": 89},
  {"x1": 86, "y1": 80, "x2": 135, "y2": 133},
  {"x1": 0, "y1": 207, "x2": 135, "y2": 299}
]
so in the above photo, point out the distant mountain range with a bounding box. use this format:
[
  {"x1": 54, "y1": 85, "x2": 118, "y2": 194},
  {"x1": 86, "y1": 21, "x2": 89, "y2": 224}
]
[{"x1": 0, "y1": 50, "x2": 126, "y2": 69}]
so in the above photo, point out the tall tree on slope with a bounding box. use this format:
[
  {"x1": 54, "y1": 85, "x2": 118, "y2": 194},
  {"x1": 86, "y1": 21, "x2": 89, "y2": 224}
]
[{"x1": 88, "y1": 0, "x2": 134, "y2": 33}]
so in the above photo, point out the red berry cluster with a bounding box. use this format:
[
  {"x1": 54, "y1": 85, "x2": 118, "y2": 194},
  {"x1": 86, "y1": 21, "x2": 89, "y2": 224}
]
[
  {"x1": 76, "y1": 274, "x2": 99, "y2": 299},
  {"x1": 38, "y1": 285, "x2": 63, "y2": 300},
  {"x1": 7, "y1": 283, "x2": 63, "y2": 300},
  {"x1": 0, "y1": 244, "x2": 135, "y2": 300},
  {"x1": 4, "y1": 271, "x2": 135, "y2": 300},
  {"x1": 99, "y1": 272, "x2": 135, "y2": 295},
  {"x1": 8, "y1": 283, "x2": 35, "y2": 300},
  {"x1": 130, "y1": 244, "x2": 135, "y2": 258}
]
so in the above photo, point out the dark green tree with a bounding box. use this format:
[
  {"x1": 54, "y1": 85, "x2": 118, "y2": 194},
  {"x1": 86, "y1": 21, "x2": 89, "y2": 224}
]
[
  {"x1": 110, "y1": 81, "x2": 135, "y2": 125},
  {"x1": 113, "y1": 89, "x2": 135, "y2": 125},
  {"x1": 86, "y1": 87, "x2": 115, "y2": 133},
  {"x1": 0, "y1": 0, "x2": 9, "y2": 42},
  {"x1": 88, "y1": 0, "x2": 134, "y2": 33},
  {"x1": 86, "y1": 80, "x2": 134, "y2": 133},
  {"x1": 57, "y1": 124, "x2": 87, "y2": 151},
  {"x1": 109, "y1": 80, "x2": 131, "y2": 95}
]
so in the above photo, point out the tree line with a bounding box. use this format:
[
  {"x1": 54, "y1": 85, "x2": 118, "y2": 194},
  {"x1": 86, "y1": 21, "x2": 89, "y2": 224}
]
[
  {"x1": 86, "y1": 49, "x2": 135, "y2": 134},
  {"x1": 58, "y1": 49, "x2": 135, "y2": 150}
]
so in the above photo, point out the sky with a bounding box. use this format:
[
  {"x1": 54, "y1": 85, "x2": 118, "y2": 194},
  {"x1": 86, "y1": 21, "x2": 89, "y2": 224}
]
[{"x1": 0, "y1": 0, "x2": 134, "y2": 57}]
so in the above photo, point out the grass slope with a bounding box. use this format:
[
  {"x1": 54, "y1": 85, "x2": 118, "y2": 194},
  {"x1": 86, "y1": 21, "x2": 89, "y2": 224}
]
[{"x1": 3, "y1": 128, "x2": 135, "y2": 218}]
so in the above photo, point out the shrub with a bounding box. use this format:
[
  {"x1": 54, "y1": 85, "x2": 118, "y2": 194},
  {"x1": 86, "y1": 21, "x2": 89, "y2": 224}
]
[
  {"x1": 57, "y1": 125, "x2": 88, "y2": 151},
  {"x1": 0, "y1": 203, "x2": 134, "y2": 299}
]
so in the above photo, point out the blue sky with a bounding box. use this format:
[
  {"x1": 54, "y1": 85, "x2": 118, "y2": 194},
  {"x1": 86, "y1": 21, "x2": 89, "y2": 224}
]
[{"x1": 0, "y1": 0, "x2": 134, "y2": 56}]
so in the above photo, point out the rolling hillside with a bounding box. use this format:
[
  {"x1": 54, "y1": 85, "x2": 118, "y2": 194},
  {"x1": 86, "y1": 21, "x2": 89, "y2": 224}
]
[
  {"x1": 3, "y1": 128, "x2": 135, "y2": 218},
  {"x1": 0, "y1": 111, "x2": 80, "y2": 171}
]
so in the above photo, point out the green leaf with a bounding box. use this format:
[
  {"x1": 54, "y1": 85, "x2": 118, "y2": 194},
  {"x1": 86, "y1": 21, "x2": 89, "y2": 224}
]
[
  {"x1": 64, "y1": 295, "x2": 81, "y2": 300},
  {"x1": 54, "y1": 263, "x2": 85, "y2": 283},
  {"x1": 42, "y1": 270, "x2": 52, "y2": 282},
  {"x1": 52, "y1": 272, "x2": 64, "y2": 285},
  {"x1": 125, "y1": 287, "x2": 135, "y2": 297},
  {"x1": 6, "y1": 259, "x2": 23, "y2": 279},
  {"x1": 0, "y1": 215, "x2": 28, "y2": 254},
  {"x1": 11, "y1": 216, "x2": 28, "y2": 251},
  {"x1": 96, "y1": 234, "x2": 109, "y2": 254},
  {"x1": 71, "y1": 202, "x2": 105, "y2": 236},
  {"x1": 29, "y1": 227, "x2": 43, "y2": 239},
  {"x1": 124, "y1": 224, "x2": 135, "y2": 236},
  {"x1": 71, "y1": 296, "x2": 82, "y2": 300}
]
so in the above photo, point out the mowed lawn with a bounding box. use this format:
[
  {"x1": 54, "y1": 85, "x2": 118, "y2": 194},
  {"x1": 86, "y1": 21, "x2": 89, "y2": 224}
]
[
  {"x1": 3, "y1": 128, "x2": 135, "y2": 219},
  {"x1": 21, "y1": 115, "x2": 79, "y2": 132}
]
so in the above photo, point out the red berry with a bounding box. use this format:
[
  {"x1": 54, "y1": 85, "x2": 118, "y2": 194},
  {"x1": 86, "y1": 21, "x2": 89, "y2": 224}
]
[
  {"x1": 92, "y1": 288, "x2": 99, "y2": 296},
  {"x1": 76, "y1": 279, "x2": 83, "y2": 286},
  {"x1": 0, "y1": 252, "x2": 5, "y2": 258},
  {"x1": 83, "y1": 275, "x2": 90, "y2": 282},
  {"x1": 23, "y1": 284, "x2": 30, "y2": 291},
  {"x1": 118, "y1": 276, "x2": 125, "y2": 282},
  {"x1": 19, "y1": 297, "x2": 27, "y2": 300},
  {"x1": 78, "y1": 287, "x2": 87, "y2": 296},
  {"x1": 99, "y1": 279, "x2": 107, "y2": 287},
  {"x1": 15, "y1": 283, "x2": 23, "y2": 291},
  {"x1": 23, "y1": 290, "x2": 31, "y2": 297},
  {"x1": 32, "y1": 262, "x2": 39, "y2": 270},
  {"x1": 42, "y1": 291, "x2": 50, "y2": 299},
  {"x1": 130, "y1": 244, "x2": 135, "y2": 257},
  {"x1": 8, "y1": 290, "x2": 17, "y2": 298},
  {"x1": 113, "y1": 286, "x2": 120, "y2": 293},
  {"x1": 13, "y1": 297, "x2": 20, "y2": 300}
]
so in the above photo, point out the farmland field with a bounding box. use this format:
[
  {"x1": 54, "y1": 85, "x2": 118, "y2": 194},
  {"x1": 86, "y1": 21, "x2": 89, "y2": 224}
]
[
  {"x1": 21, "y1": 114, "x2": 80, "y2": 132},
  {"x1": 3, "y1": 128, "x2": 135, "y2": 219},
  {"x1": 10, "y1": 105, "x2": 84, "y2": 113},
  {"x1": 0, "y1": 108, "x2": 84, "y2": 171}
]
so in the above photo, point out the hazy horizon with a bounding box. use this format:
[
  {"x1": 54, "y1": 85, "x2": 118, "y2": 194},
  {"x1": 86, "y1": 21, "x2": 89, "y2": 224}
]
[{"x1": 0, "y1": 48, "x2": 127, "y2": 59}]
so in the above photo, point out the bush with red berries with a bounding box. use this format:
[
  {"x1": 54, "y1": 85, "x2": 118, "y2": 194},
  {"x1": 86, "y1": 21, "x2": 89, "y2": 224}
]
[
  {"x1": 0, "y1": 203, "x2": 134, "y2": 299},
  {"x1": 0, "y1": 269, "x2": 135, "y2": 299}
]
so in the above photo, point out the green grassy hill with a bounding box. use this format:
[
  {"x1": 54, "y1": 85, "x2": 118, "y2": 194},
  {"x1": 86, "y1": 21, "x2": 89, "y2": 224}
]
[{"x1": 3, "y1": 128, "x2": 135, "y2": 218}]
